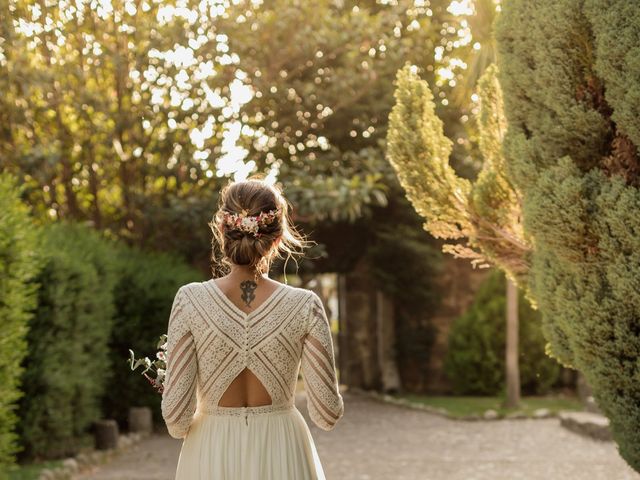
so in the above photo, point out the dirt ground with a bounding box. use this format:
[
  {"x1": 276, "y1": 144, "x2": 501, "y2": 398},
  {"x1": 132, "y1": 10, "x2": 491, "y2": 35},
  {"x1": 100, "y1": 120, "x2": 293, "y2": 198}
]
[{"x1": 74, "y1": 391, "x2": 640, "y2": 480}]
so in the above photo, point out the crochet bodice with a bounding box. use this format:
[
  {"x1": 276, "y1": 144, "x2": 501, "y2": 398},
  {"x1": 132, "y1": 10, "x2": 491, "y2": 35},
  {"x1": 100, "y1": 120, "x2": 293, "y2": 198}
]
[{"x1": 161, "y1": 279, "x2": 344, "y2": 438}]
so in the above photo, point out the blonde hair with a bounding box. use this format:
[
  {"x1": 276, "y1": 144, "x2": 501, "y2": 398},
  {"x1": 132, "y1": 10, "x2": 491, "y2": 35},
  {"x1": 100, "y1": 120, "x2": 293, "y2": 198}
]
[{"x1": 208, "y1": 176, "x2": 311, "y2": 281}]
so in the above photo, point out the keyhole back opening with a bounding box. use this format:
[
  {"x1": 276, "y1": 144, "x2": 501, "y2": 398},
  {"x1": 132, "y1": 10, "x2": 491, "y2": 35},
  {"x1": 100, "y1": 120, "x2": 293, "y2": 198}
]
[{"x1": 217, "y1": 367, "x2": 273, "y2": 407}]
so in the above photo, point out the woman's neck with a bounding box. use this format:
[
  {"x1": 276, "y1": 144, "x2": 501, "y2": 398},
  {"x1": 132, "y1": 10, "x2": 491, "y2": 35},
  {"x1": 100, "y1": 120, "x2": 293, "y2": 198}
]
[{"x1": 228, "y1": 264, "x2": 269, "y2": 281}]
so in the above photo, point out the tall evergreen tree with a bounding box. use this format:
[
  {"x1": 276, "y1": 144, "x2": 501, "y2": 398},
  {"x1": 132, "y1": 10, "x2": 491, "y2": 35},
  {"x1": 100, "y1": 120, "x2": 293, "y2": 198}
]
[
  {"x1": 386, "y1": 63, "x2": 530, "y2": 282},
  {"x1": 495, "y1": 0, "x2": 640, "y2": 471},
  {"x1": 388, "y1": 0, "x2": 640, "y2": 471}
]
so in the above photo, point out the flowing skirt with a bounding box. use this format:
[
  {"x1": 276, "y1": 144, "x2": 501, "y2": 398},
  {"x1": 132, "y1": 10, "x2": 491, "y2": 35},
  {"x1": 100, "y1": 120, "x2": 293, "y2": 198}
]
[{"x1": 174, "y1": 403, "x2": 325, "y2": 480}]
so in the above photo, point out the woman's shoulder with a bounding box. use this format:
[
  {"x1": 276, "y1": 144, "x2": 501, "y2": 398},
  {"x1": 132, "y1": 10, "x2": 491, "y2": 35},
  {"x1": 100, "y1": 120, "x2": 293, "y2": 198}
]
[
  {"x1": 177, "y1": 281, "x2": 205, "y2": 296},
  {"x1": 279, "y1": 283, "x2": 320, "y2": 303}
]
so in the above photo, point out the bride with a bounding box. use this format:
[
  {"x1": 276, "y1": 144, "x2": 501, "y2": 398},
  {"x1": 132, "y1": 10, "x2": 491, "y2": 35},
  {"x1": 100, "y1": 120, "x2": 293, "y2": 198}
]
[{"x1": 161, "y1": 177, "x2": 344, "y2": 479}]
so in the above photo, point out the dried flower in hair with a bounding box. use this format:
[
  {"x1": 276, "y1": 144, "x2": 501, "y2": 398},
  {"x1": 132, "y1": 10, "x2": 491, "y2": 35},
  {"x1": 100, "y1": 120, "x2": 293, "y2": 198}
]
[{"x1": 218, "y1": 207, "x2": 282, "y2": 237}]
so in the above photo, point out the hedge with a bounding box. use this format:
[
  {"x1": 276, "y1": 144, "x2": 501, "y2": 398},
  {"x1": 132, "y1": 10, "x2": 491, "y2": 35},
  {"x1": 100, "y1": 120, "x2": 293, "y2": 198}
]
[
  {"x1": 16, "y1": 222, "x2": 119, "y2": 460},
  {"x1": 496, "y1": 0, "x2": 640, "y2": 470},
  {"x1": 444, "y1": 269, "x2": 561, "y2": 396},
  {"x1": 0, "y1": 173, "x2": 40, "y2": 474},
  {"x1": 101, "y1": 244, "x2": 203, "y2": 429}
]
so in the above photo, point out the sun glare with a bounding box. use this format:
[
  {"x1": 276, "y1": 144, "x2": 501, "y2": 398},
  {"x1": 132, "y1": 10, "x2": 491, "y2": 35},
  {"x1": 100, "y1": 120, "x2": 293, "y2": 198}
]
[
  {"x1": 11, "y1": 0, "x2": 486, "y2": 182},
  {"x1": 447, "y1": 0, "x2": 474, "y2": 16}
]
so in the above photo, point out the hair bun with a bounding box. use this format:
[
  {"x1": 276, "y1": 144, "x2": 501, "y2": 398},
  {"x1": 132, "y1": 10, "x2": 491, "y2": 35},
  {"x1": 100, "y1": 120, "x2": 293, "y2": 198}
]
[{"x1": 209, "y1": 177, "x2": 311, "y2": 277}]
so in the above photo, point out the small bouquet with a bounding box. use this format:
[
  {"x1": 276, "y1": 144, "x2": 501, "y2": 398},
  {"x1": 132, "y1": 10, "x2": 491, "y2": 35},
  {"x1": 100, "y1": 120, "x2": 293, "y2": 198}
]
[{"x1": 128, "y1": 334, "x2": 168, "y2": 394}]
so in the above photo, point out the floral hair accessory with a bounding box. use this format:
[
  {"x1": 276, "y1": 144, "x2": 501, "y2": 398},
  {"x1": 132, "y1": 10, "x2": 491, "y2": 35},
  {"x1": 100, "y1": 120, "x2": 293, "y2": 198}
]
[{"x1": 219, "y1": 207, "x2": 282, "y2": 238}]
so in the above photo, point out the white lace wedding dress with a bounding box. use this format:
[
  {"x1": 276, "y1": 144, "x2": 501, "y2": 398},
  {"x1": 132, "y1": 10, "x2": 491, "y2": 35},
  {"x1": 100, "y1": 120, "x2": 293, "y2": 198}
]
[{"x1": 161, "y1": 279, "x2": 344, "y2": 479}]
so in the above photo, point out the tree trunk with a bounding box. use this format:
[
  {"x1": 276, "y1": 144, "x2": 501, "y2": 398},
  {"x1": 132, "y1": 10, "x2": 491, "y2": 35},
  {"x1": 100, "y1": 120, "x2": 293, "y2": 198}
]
[
  {"x1": 87, "y1": 152, "x2": 102, "y2": 229},
  {"x1": 504, "y1": 276, "x2": 520, "y2": 408},
  {"x1": 128, "y1": 407, "x2": 153, "y2": 434}
]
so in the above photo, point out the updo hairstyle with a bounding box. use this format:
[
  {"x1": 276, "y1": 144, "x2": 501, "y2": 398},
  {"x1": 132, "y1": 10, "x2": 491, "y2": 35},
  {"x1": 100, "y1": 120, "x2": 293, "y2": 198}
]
[{"x1": 209, "y1": 177, "x2": 309, "y2": 279}]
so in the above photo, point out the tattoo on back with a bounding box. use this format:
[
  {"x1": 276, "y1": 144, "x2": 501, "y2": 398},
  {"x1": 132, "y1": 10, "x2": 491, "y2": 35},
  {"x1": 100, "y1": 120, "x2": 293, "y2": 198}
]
[{"x1": 240, "y1": 280, "x2": 258, "y2": 307}]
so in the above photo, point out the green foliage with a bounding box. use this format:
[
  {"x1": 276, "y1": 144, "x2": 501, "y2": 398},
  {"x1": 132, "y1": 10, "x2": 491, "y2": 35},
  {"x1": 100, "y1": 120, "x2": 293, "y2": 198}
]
[
  {"x1": 471, "y1": 65, "x2": 510, "y2": 224},
  {"x1": 469, "y1": 65, "x2": 529, "y2": 279},
  {"x1": 367, "y1": 193, "x2": 443, "y2": 310},
  {"x1": 444, "y1": 269, "x2": 561, "y2": 396},
  {"x1": 0, "y1": 174, "x2": 40, "y2": 476},
  {"x1": 7, "y1": 460, "x2": 64, "y2": 480},
  {"x1": 16, "y1": 222, "x2": 118, "y2": 460},
  {"x1": 13, "y1": 220, "x2": 200, "y2": 459},
  {"x1": 386, "y1": 63, "x2": 530, "y2": 283},
  {"x1": 525, "y1": 163, "x2": 640, "y2": 468},
  {"x1": 0, "y1": 0, "x2": 467, "y2": 255},
  {"x1": 1, "y1": 0, "x2": 228, "y2": 237},
  {"x1": 584, "y1": 0, "x2": 640, "y2": 147},
  {"x1": 102, "y1": 246, "x2": 203, "y2": 428},
  {"x1": 496, "y1": 0, "x2": 640, "y2": 471},
  {"x1": 495, "y1": 0, "x2": 610, "y2": 188},
  {"x1": 218, "y1": 0, "x2": 464, "y2": 219},
  {"x1": 386, "y1": 64, "x2": 472, "y2": 242}
]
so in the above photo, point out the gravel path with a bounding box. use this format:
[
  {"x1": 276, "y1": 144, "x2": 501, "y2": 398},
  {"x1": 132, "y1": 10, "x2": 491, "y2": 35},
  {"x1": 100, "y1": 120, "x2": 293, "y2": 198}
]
[{"x1": 75, "y1": 391, "x2": 639, "y2": 480}]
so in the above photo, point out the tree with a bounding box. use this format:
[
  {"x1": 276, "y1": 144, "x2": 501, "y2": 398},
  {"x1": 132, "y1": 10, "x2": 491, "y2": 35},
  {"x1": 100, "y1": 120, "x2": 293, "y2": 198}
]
[
  {"x1": 504, "y1": 275, "x2": 519, "y2": 407},
  {"x1": 495, "y1": 0, "x2": 640, "y2": 471},
  {"x1": 389, "y1": 1, "x2": 640, "y2": 470},
  {"x1": 386, "y1": 62, "x2": 529, "y2": 406},
  {"x1": 1, "y1": 0, "x2": 468, "y2": 260},
  {"x1": 198, "y1": 0, "x2": 467, "y2": 221},
  {"x1": 444, "y1": 268, "x2": 561, "y2": 397},
  {"x1": 0, "y1": 0, "x2": 227, "y2": 244},
  {"x1": 386, "y1": 63, "x2": 530, "y2": 281},
  {"x1": 2, "y1": 0, "x2": 470, "y2": 405}
]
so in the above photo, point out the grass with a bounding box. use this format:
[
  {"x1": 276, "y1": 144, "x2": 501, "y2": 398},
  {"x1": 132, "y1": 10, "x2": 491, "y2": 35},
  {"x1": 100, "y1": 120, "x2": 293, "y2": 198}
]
[
  {"x1": 393, "y1": 393, "x2": 584, "y2": 418},
  {"x1": 7, "y1": 460, "x2": 64, "y2": 480}
]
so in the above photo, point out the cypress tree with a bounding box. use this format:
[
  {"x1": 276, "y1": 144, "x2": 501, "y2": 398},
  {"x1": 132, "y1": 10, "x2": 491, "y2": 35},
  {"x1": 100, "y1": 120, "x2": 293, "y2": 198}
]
[
  {"x1": 386, "y1": 64, "x2": 530, "y2": 282},
  {"x1": 496, "y1": 0, "x2": 640, "y2": 470},
  {"x1": 387, "y1": 0, "x2": 640, "y2": 470}
]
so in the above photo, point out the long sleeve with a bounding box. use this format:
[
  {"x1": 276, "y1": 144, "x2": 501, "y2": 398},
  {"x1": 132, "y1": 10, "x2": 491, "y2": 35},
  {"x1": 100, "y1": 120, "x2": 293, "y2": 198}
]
[
  {"x1": 300, "y1": 291, "x2": 344, "y2": 431},
  {"x1": 161, "y1": 286, "x2": 198, "y2": 439}
]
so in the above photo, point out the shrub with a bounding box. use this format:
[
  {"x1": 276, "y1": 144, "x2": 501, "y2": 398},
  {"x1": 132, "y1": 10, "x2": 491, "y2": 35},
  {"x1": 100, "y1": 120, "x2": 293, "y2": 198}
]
[
  {"x1": 444, "y1": 269, "x2": 561, "y2": 396},
  {"x1": 16, "y1": 222, "x2": 118, "y2": 460},
  {"x1": 0, "y1": 173, "x2": 40, "y2": 474},
  {"x1": 102, "y1": 245, "x2": 203, "y2": 429}
]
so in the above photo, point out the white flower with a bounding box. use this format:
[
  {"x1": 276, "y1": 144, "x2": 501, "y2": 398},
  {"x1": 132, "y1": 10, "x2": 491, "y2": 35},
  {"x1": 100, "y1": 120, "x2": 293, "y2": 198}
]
[{"x1": 241, "y1": 216, "x2": 259, "y2": 232}]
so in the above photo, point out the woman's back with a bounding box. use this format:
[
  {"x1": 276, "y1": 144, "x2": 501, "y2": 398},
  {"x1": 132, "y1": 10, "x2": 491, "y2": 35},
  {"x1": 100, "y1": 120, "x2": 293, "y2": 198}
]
[
  {"x1": 160, "y1": 178, "x2": 343, "y2": 479},
  {"x1": 161, "y1": 279, "x2": 344, "y2": 436}
]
